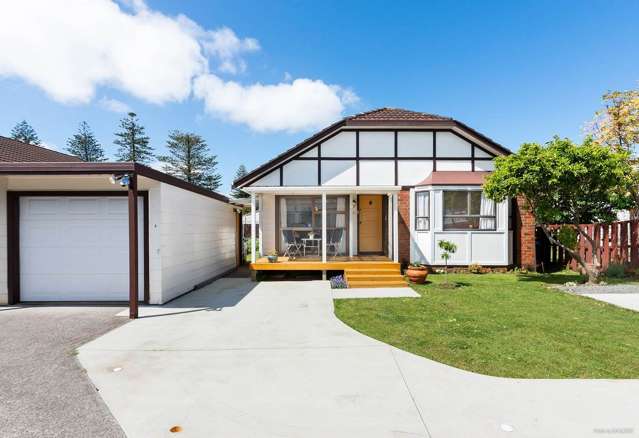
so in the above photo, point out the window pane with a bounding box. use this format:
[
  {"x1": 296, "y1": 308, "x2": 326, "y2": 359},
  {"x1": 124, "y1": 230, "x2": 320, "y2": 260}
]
[
  {"x1": 286, "y1": 198, "x2": 313, "y2": 227},
  {"x1": 470, "y1": 191, "x2": 482, "y2": 215},
  {"x1": 443, "y1": 216, "x2": 479, "y2": 230},
  {"x1": 444, "y1": 191, "x2": 468, "y2": 215},
  {"x1": 416, "y1": 217, "x2": 429, "y2": 230},
  {"x1": 479, "y1": 217, "x2": 496, "y2": 230},
  {"x1": 416, "y1": 192, "x2": 429, "y2": 217}
]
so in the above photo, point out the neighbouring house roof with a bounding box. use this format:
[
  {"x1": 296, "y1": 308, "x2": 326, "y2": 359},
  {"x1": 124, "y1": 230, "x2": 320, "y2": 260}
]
[
  {"x1": 0, "y1": 162, "x2": 231, "y2": 203},
  {"x1": 416, "y1": 171, "x2": 491, "y2": 186},
  {"x1": 233, "y1": 108, "x2": 510, "y2": 188},
  {"x1": 0, "y1": 136, "x2": 82, "y2": 162}
]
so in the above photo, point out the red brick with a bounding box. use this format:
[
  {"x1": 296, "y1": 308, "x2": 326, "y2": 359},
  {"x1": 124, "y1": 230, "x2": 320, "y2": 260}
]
[{"x1": 515, "y1": 196, "x2": 536, "y2": 270}]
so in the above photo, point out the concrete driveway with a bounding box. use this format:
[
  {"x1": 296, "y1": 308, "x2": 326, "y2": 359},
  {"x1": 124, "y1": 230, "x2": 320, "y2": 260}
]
[
  {"x1": 79, "y1": 279, "x2": 639, "y2": 438},
  {"x1": 0, "y1": 305, "x2": 127, "y2": 438}
]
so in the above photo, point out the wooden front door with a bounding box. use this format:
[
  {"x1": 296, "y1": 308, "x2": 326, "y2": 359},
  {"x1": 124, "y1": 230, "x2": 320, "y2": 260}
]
[{"x1": 358, "y1": 195, "x2": 383, "y2": 253}]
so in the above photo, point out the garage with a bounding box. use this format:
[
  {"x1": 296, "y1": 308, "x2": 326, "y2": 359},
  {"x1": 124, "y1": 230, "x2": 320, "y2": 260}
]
[
  {"x1": 19, "y1": 194, "x2": 146, "y2": 302},
  {"x1": 1, "y1": 159, "x2": 241, "y2": 318}
]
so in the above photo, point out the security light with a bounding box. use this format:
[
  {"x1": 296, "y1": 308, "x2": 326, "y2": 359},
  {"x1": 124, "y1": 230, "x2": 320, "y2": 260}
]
[{"x1": 109, "y1": 173, "x2": 132, "y2": 187}]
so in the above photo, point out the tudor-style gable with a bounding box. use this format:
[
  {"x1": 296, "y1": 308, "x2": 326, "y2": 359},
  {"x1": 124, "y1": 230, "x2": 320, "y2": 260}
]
[{"x1": 234, "y1": 108, "x2": 509, "y2": 189}]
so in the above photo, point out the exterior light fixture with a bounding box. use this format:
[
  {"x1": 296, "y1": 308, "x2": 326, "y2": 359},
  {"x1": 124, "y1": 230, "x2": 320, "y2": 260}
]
[{"x1": 109, "y1": 173, "x2": 132, "y2": 187}]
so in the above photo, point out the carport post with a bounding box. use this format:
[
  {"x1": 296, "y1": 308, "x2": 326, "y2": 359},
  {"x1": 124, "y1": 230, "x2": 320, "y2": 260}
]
[{"x1": 128, "y1": 173, "x2": 139, "y2": 319}]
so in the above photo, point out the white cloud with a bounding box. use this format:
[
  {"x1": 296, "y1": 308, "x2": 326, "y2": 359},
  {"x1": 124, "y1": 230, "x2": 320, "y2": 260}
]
[
  {"x1": 99, "y1": 97, "x2": 132, "y2": 113},
  {"x1": 200, "y1": 27, "x2": 260, "y2": 74},
  {"x1": 0, "y1": 0, "x2": 358, "y2": 133},
  {"x1": 194, "y1": 75, "x2": 358, "y2": 132},
  {"x1": 0, "y1": 0, "x2": 205, "y2": 104}
]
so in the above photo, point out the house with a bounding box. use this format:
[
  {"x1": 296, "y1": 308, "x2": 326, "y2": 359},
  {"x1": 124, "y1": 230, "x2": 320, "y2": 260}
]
[
  {"x1": 0, "y1": 136, "x2": 241, "y2": 318},
  {"x1": 233, "y1": 108, "x2": 536, "y2": 284}
]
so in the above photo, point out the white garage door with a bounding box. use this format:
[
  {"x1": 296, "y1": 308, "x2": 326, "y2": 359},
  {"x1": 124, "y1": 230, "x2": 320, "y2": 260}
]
[{"x1": 19, "y1": 196, "x2": 145, "y2": 301}]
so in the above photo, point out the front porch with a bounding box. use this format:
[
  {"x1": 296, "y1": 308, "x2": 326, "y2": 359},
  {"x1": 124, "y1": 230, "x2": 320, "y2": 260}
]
[
  {"x1": 245, "y1": 186, "x2": 403, "y2": 287},
  {"x1": 250, "y1": 255, "x2": 405, "y2": 288}
]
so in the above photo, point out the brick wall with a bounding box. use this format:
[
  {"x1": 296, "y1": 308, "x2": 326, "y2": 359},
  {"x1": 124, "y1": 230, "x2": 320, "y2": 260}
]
[
  {"x1": 398, "y1": 190, "x2": 411, "y2": 264},
  {"x1": 515, "y1": 196, "x2": 536, "y2": 270}
]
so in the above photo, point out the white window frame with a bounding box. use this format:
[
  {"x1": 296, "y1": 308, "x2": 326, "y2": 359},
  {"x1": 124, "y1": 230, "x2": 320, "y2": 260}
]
[{"x1": 415, "y1": 191, "x2": 430, "y2": 231}]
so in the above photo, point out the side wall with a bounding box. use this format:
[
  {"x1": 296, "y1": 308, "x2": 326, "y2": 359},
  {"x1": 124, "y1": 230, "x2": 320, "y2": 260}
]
[{"x1": 156, "y1": 183, "x2": 237, "y2": 304}]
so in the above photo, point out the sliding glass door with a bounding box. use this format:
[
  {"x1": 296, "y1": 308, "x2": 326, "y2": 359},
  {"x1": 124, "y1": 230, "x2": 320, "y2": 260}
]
[{"x1": 277, "y1": 195, "x2": 349, "y2": 258}]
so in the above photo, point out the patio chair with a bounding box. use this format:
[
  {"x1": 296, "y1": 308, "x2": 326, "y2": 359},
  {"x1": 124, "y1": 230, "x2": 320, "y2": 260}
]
[
  {"x1": 326, "y1": 228, "x2": 343, "y2": 257},
  {"x1": 282, "y1": 229, "x2": 302, "y2": 257}
]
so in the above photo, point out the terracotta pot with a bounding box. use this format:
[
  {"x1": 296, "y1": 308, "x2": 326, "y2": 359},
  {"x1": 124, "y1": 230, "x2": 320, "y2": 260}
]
[{"x1": 406, "y1": 266, "x2": 428, "y2": 284}]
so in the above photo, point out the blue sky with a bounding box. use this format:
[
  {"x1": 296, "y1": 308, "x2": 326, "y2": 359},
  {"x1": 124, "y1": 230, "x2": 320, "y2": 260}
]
[{"x1": 1, "y1": 0, "x2": 638, "y2": 194}]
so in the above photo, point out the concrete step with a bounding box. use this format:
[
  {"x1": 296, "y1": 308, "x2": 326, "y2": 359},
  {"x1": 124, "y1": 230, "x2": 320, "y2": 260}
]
[{"x1": 344, "y1": 268, "x2": 401, "y2": 275}]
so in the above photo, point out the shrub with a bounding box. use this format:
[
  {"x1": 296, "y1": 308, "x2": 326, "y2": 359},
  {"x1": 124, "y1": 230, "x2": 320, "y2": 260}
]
[
  {"x1": 330, "y1": 275, "x2": 348, "y2": 289},
  {"x1": 605, "y1": 263, "x2": 626, "y2": 278},
  {"x1": 468, "y1": 263, "x2": 483, "y2": 274}
]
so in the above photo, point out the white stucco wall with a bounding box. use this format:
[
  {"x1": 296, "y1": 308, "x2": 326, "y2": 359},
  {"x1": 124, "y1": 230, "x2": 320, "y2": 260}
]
[
  {"x1": 260, "y1": 194, "x2": 276, "y2": 254},
  {"x1": 155, "y1": 183, "x2": 237, "y2": 304}
]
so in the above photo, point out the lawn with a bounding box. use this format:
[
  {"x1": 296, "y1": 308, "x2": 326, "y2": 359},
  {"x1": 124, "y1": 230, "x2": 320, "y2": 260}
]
[{"x1": 333, "y1": 271, "x2": 639, "y2": 378}]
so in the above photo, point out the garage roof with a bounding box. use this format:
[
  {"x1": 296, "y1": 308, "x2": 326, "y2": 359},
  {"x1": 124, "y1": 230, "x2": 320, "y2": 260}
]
[{"x1": 0, "y1": 162, "x2": 230, "y2": 203}]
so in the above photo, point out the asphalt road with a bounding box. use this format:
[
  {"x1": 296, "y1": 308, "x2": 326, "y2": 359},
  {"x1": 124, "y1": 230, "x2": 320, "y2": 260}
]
[{"x1": 0, "y1": 305, "x2": 128, "y2": 438}]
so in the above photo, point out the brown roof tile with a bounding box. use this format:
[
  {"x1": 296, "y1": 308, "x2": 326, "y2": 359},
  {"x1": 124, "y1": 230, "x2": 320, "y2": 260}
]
[
  {"x1": 348, "y1": 108, "x2": 451, "y2": 122},
  {"x1": 0, "y1": 136, "x2": 82, "y2": 162}
]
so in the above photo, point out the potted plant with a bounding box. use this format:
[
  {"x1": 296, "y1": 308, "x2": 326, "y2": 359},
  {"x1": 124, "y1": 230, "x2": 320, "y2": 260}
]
[
  {"x1": 406, "y1": 263, "x2": 428, "y2": 284},
  {"x1": 266, "y1": 251, "x2": 279, "y2": 263}
]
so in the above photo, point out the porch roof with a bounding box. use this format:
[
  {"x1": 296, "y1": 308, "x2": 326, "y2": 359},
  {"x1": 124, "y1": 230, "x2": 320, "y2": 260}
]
[{"x1": 243, "y1": 185, "x2": 402, "y2": 194}]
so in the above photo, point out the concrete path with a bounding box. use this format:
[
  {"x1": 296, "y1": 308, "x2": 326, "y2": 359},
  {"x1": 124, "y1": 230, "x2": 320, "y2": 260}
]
[
  {"x1": 79, "y1": 279, "x2": 639, "y2": 438},
  {"x1": 581, "y1": 293, "x2": 639, "y2": 312},
  {"x1": 0, "y1": 305, "x2": 127, "y2": 438},
  {"x1": 332, "y1": 286, "x2": 420, "y2": 299},
  {"x1": 562, "y1": 283, "x2": 639, "y2": 312}
]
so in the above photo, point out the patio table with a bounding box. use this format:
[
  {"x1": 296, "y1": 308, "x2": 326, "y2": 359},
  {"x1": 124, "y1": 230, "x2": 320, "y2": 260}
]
[{"x1": 302, "y1": 237, "x2": 322, "y2": 256}]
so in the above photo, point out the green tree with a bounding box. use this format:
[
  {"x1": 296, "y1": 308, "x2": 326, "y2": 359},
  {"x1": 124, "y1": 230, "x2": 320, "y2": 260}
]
[
  {"x1": 438, "y1": 240, "x2": 457, "y2": 285},
  {"x1": 483, "y1": 136, "x2": 636, "y2": 282},
  {"x1": 157, "y1": 130, "x2": 222, "y2": 191},
  {"x1": 589, "y1": 87, "x2": 639, "y2": 154},
  {"x1": 114, "y1": 112, "x2": 153, "y2": 163},
  {"x1": 10, "y1": 120, "x2": 40, "y2": 145},
  {"x1": 66, "y1": 121, "x2": 106, "y2": 162},
  {"x1": 231, "y1": 164, "x2": 250, "y2": 198}
]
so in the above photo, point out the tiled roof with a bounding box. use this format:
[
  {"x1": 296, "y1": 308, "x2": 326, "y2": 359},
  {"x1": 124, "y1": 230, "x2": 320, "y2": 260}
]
[
  {"x1": 348, "y1": 108, "x2": 451, "y2": 122},
  {"x1": 0, "y1": 136, "x2": 82, "y2": 162}
]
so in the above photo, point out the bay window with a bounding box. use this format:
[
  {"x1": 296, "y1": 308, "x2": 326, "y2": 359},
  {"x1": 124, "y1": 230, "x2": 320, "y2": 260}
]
[{"x1": 443, "y1": 190, "x2": 496, "y2": 230}]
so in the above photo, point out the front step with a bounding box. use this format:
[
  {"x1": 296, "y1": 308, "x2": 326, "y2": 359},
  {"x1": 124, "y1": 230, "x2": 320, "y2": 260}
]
[{"x1": 344, "y1": 264, "x2": 407, "y2": 288}]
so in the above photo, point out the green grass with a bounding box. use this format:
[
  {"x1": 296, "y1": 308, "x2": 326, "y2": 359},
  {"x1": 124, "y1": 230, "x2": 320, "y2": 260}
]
[{"x1": 333, "y1": 271, "x2": 639, "y2": 378}]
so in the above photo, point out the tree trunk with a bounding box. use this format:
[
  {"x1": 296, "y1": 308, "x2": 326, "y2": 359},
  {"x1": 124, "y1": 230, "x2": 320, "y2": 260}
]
[{"x1": 540, "y1": 225, "x2": 600, "y2": 283}]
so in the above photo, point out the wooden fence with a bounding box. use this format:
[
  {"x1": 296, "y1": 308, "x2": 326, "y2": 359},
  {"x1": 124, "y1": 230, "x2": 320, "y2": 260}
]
[{"x1": 537, "y1": 220, "x2": 639, "y2": 272}]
